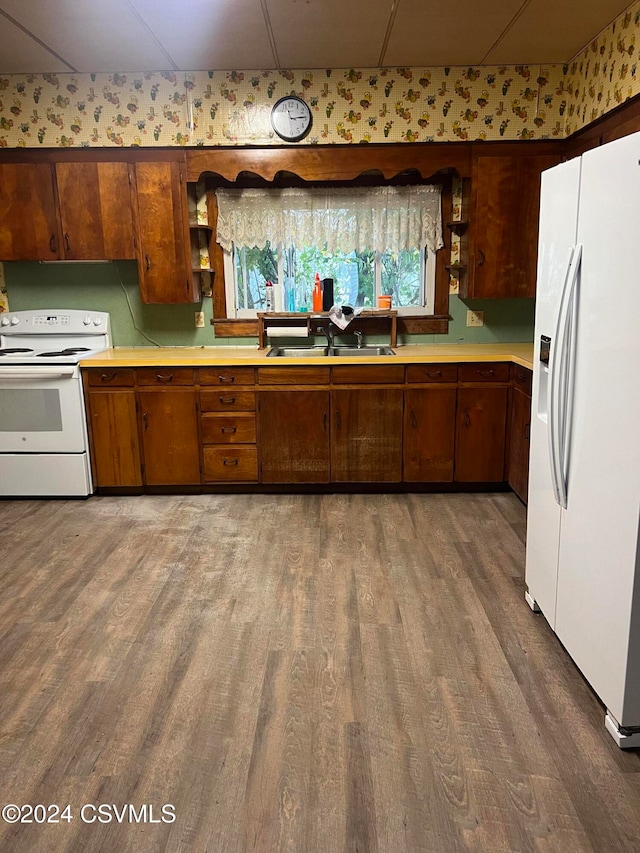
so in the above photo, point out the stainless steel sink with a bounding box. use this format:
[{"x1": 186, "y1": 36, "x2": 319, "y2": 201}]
[
  {"x1": 267, "y1": 344, "x2": 395, "y2": 357},
  {"x1": 267, "y1": 346, "x2": 330, "y2": 357},
  {"x1": 331, "y1": 346, "x2": 395, "y2": 356}
]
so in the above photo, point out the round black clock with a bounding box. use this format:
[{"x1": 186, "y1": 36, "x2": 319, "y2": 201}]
[{"x1": 270, "y1": 96, "x2": 312, "y2": 142}]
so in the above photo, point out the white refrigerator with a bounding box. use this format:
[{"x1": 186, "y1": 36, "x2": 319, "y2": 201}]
[{"x1": 525, "y1": 131, "x2": 640, "y2": 748}]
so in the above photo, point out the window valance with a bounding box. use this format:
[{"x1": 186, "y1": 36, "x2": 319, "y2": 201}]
[{"x1": 215, "y1": 185, "x2": 443, "y2": 255}]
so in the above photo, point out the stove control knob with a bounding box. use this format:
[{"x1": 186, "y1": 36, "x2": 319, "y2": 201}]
[
  {"x1": 93, "y1": 317, "x2": 102, "y2": 326},
  {"x1": 83, "y1": 316, "x2": 92, "y2": 326},
  {"x1": 1, "y1": 316, "x2": 9, "y2": 326},
  {"x1": 10, "y1": 316, "x2": 19, "y2": 326}
]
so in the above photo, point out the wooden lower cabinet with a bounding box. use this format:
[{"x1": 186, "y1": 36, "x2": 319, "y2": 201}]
[
  {"x1": 138, "y1": 389, "x2": 200, "y2": 485},
  {"x1": 455, "y1": 386, "x2": 509, "y2": 482},
  {"x1": 403, "y1": 387, "x2": 457, "y2": 482},
  {"x1": 331, "y1": 388, "x2": 403, "y2": 482},
  {"x1": 87, "y1": 390, "x2": 142, "y2": 488},
  {"x1": 259, "y1": 390, "x2": 330, "y2": 483},
  {"x1": 508, "y1": 371, "x2": 533, "y2": 503}
]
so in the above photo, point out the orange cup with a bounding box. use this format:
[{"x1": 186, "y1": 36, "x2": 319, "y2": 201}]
[{"x1": 377, "y1": 295, "x2": 392, "y2": 309}]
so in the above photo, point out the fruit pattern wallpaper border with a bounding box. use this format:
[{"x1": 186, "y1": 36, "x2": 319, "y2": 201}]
[{"x1": 0, "y1": 1, "x2": 637, "y2": 148}]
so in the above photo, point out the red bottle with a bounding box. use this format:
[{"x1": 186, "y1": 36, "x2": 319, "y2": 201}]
[{"x1": 312, "y1": 273, "x2": 323, "y2": 313}]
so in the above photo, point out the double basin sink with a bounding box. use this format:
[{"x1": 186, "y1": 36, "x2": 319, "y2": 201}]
[{"x1": 268, "y1": 345, "x2": 395, "y2": 358}]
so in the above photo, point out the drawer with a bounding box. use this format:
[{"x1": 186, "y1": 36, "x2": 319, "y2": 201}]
[
  {"x1": 198, "y1": 366, "x2": 256, "y2": 386},
  {"x1": 331, "y1": 365, "x2": 405, "y2": 385},
  {"x1": 258, "y1": 366, "x2": 330, "y2": 385},
  {"x1": 200, "y1": 390, "x2": 256, "y2": 412},
  {"x1": 458, "y1": 363, "x2": 510, "y2": 383},
  {"x1": 201, "y1": 413, "x2": 256, "y2": 444},
  {"x1": 86, "y1": 368, "x2": 135, "y2": 387},
  {"x1": 136, "y1": 367, "x2": 194, "y2": 386},
  {"x1": 203, "y1": 446, "x2": 258, "y2": 482},
  {"x1": 406, "y1": 364, "x2": 458, "y2": 383},
  {"x1": 512, "y1": 365, "x2": 533, "y2": 395}
]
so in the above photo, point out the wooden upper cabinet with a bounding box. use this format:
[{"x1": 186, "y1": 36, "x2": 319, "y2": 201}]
[
  {"x1": 464, "y1": 153, "x2": 559, "y2": 299},
  {"x1": 132, "y1": 161, "x2": 199, "y2": 304},
  {"x1": 0, "y1": 163, "x2": 60, "y2": 260},
  {"x1": 55, "y1": 162, "x2": 136, "y2": 260}
]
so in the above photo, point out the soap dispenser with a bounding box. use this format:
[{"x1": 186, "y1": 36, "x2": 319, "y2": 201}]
[{"x1": 312, "y1": 273, "x2": 323, "y2": 313}]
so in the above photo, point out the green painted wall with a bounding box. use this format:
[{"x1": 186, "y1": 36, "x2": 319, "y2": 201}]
[{"x1": 3, "y1": 261, "x2": 534, "y2": 346}]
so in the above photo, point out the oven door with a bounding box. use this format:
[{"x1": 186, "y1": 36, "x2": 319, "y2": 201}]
[{"x1": 0, "y1": 365, "x2": 87, "y2": 453}]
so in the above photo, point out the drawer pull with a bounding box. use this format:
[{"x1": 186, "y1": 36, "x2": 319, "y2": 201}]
[
  {"x1": 223, "y1": 457, "x2": 239, "y2": 466},
  {"x1": 219, "y1": 396, "x2": 236, "y2": 404},
  {"x1": 463, "y1": 408, "x2": 471, "y2": 428},
  {"x1": 218, "y1": 375, "x2": 236, "y2": 384},
  {"x1": 145, "y1": 254, "x2": 151, "y2": 271},
  {"x1": 424, "y1": 369, "x2": 442, "y2": 377},
  {"x1": 64, "y1": 233, "x2": 71, "y2": 252},
  {"x1": 100, "y1": 371, "x2": 116, "y2": 382},
  {"x1": 142, "y1": 412, "x2": 148, "y2": 430},
  {"x1": 156, "y1": 374, "x2": 174, "y2": 383},
  {"x1": 221, "y1": 426, "x2": 237, "y2": 434},
  {"x1": 478, "y1": 249, "x2": 485, "y2": 267},
  {"x1": 524, "y1": 422, "x2": 531, "y2": 441},
  {"x1": 49, "y1": 234, "x2": 57, "y2": 253},
  {"x1": 477, "y1": 369, "x2": 495, "y2": 377}
]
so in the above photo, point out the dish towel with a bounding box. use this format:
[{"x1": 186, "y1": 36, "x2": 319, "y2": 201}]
[{"x1": 328, "y1": 306, "x2": 363, "y2": 330}]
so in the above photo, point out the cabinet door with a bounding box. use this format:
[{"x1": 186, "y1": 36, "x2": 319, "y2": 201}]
[
  {"x1": 55, "y1": 162, "x2": 136, "y2": 260},
  {"x1": 331, "y1": 389, "x2": 403, "y2": 482},
  {"x1": 138, "y1": 389, "x2": 200, "y2": 485},
  {"x1": 259, "y1": 391, "x2": 330, "y2": 483},
  {"x1": 0, "y1": 164, "x2": 60, "y2": 260},
  {"x1": 87, "y1": 390, "x2": 142, "y2": 487},
  {"x1": 455, "y1": 386, "x2": 508, "y2": 482},
  {"x1": 403, "y1": 387, "x2": 456, "y2": 482},
  {"x1": 508, "y1": 387, "x2": 531, "y2": 503},
  {"x1": 467, "y1": 154, "x2": 559, "y2": 298},
  {"x1": 133, "y1": 161, "x2": 198, "y2": 304}
]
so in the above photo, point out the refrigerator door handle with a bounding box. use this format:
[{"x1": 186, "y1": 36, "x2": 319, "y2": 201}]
[
  {"x1": 548, "y1": 246, "x2": 574, "y2": 507},
  {"x1": 559, "y1": 243, "x2": 582, "y2": 503},
  {"x1": 549, "y1": 244, "x2": 582, "y2": 508}
]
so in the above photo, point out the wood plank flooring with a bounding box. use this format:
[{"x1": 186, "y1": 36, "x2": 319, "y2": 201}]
[{"x1": 0, "y1": 492, "x2": 639, "y2": 852}]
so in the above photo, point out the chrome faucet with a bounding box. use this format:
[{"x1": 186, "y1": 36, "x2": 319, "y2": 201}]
[
  {"x1": 354, "y1": 331, "x2": 364, "y2": 349},
  {"x1": 315, "y1": 325, "x2": 334, "y2": 347}
]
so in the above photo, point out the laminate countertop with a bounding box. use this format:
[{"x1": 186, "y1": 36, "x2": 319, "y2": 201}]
[{"x1": 80, "y1": 342, "x2": 534, "y2": 371}]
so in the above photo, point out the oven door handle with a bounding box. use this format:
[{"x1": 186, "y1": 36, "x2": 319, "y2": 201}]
[{"x1": 0, "y1": 368, "x2": 77, "y2": 379}]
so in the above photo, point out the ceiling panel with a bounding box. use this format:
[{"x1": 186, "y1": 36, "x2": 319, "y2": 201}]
[
  {"x1": 382, "y1": 0, "x2": 525, "y2": 67},
  {"x1": 0, "y1": 13, "x2": 70, "y2": 72},
  {"x1": 0, "y1": 0, "x2": 175, "y2": 71},
  {"x1": 484, "y1": 0, "x2": 634, "y2": 64},
  {"x1": 130, "y1": 0, "x2": 276, "y2": 70},
  {"x1": 265, "y1": 0, "x2": 392, "y2": 69}
]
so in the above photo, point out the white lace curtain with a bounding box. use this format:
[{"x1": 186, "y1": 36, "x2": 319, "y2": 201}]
[{"x1": 215, "y1": 185, "x2": 443, "y2": 254}]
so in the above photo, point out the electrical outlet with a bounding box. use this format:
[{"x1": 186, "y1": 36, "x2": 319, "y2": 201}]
[
  {"x1": 194, "y1": 311, "x2": 205, "y2": 328},
  {"x1": 466, "y1": 310, "x2": 484, "y2": 327}
]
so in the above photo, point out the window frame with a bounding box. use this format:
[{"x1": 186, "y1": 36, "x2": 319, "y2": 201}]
[{"x1": 223, "y1": 241, "x2": 437, "y2": 319}]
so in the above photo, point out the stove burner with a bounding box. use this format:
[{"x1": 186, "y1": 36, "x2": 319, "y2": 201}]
[
  {"x1": 37, "y1": 347, "x2": 92, "y2": 357},
  {"x1": 0, "y1": 347, "x2": 34, "y2": 356}
]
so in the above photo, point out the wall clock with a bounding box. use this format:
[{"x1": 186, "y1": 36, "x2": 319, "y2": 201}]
[{"x1": 270, "y1": 96, "x2": 312, "y2": 142}]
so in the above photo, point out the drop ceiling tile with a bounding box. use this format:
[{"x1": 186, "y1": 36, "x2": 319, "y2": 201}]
[
  {"x1": 0, "y1": 0, "x2": 175, "y2": 71},
  {"x1": 130, "y1": 0, "x2": 275, "y2": 70},
  {"x1": 0, "y1": 14, "x2": 70, "y2": 72},
  {"x1": 265, "y1": 0, "x2": 392, "y2": 69},
  {"x1": 382, "y1": 0, "x2": 525, "y2": 67},
  {"x1": 484, "y1": 0, "x2": 634, "y2": 64}
]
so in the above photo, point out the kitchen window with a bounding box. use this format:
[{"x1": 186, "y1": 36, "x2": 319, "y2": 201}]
[{"x1": 215, "y1": 185, "x2": 443, "y2": 318}]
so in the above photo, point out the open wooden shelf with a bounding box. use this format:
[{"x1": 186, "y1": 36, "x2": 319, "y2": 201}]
[{"x1": 258, "y1": 310, "x2": 398, "y2": 349}]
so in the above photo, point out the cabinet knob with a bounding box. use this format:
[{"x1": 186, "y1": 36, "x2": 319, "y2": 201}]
[
  {"x1": 410, "y1": 410, "x2": 417, "y2": 429},
  {"x1": 49, "y1": 234, "x2": 57, "y2": 254},
  {"x1": 463, "y1": 408, "x2": 471, "y2": 428},
  {"x1": 64, "y1": 233, "x2": 71, "y2": 252},
  {"x1": 478, "y1": 249, "x2": 485, "y2": 267},
  {"x1": 145, "y1": 254, "x2": 151, "y2": 271}
]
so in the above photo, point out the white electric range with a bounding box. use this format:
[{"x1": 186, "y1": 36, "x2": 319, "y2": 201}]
[{"x1": 0, "y1": 309, "x2": 111, "y2": 497}]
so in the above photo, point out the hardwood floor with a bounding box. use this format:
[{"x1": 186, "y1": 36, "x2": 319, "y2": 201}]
[{"x1": 0, "y1": 492, "x2": 639, "y2": 852}]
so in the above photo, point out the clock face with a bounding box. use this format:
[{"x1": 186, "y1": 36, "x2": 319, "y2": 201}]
[{"x1": 271, "y1": 96, "x2": 312, "y2": 142}]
